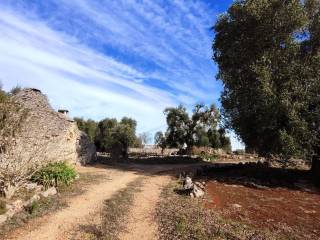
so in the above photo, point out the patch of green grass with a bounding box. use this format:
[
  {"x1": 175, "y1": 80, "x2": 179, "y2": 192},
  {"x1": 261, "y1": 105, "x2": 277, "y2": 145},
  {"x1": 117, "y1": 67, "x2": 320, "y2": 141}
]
[
  {"x1": 199, "y1": 152, "x2": 218, "y2": 162},
  {"x1": 78, "y1": 177, "x2": 144, "y2": 240},
  {"x1": 31, "y1": 162, "x2": 77, "y2": 189}
]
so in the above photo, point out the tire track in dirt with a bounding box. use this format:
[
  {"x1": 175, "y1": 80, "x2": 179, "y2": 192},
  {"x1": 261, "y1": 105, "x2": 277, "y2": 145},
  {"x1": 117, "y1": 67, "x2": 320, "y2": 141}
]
[
  {"x1": 119, "y1": 175, "x2": 171, "y2": 240},
  {"x1": 5, "y1": 166, "x2": 140, "y2": 240}
]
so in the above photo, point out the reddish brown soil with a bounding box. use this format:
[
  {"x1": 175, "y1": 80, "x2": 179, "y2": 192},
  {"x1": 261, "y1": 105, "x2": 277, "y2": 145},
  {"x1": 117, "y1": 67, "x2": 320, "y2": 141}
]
[{"x1": 205, "y1": 180, "x2": 320, "y2": 239}]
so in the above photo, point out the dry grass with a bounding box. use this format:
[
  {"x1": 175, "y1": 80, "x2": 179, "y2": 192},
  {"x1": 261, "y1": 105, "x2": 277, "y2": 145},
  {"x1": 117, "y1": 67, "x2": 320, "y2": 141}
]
[
  {"x1": 78, "y1": 177, "x2": 144, "y2": 240},
  {"x1": 0, "y1": 199, "x2": 6, "y2": 215},
  {"x1": 156, "y1": 181, "x2": 283, "y2": 240},
  {"x1": 0, "y1": 172, "x2": 105, "y2": 238}
]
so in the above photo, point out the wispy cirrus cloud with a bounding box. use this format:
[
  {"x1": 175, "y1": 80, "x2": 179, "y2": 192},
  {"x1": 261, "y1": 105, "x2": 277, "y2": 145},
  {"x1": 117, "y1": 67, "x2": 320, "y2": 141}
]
[{"x1": 0, "y1": 0, "x2": 243, "y2": 149}]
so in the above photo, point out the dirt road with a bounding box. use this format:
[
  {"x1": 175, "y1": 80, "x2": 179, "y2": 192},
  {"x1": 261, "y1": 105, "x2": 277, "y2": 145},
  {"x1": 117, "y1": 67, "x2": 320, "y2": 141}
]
[
  {"x1": 119, "y1": 175, "x2": 171, "y2": 240},
  {"x1": 4, "y1": 163, "x2": 192, "y2": 240}
]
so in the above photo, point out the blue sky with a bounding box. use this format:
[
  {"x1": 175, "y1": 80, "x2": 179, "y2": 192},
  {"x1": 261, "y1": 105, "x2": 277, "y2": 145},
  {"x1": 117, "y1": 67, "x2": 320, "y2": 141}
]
[{"x1": 0, "y1": 0, "x2": 243, "y2": 149}]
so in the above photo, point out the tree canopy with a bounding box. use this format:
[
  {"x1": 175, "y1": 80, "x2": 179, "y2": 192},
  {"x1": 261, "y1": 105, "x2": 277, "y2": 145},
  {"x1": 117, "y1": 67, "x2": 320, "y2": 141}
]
[
  {"x1": 155, "y1": 104, "x2": 231, "y2": 152},
  {"x1": 213, "y1": 0, "x2": 320, "y2": 163},
  {"x1": 75, "y1": 116, "x2": 140, "y2": 158},
  {"x1": 74, "y1": 117, "x2": 97, "y2": 142}
]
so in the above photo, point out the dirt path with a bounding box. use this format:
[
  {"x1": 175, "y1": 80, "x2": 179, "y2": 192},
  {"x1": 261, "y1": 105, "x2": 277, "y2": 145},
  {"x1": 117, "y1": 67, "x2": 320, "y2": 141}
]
[
  {"x1": 6, "y1": 166, "x2": 140, "y2": 240},
  {"x1": 119, "y1": 175, "x2": 171, "y2": 240},
  {"x1": 4, "y1": 163, "x2": 206, "y2": 240}
]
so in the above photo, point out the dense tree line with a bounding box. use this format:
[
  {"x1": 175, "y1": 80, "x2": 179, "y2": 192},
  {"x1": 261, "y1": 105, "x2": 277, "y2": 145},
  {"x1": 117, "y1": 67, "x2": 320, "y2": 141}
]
[
  {"x1": 154, "y1": 104, "x2": 231, "y2": 153},
  {"x1": 75, "y1": 117, "x2": 143, "y2": 158},
  {"x1": 213, "y1": 0, "x2": 320, "y2": 182}
]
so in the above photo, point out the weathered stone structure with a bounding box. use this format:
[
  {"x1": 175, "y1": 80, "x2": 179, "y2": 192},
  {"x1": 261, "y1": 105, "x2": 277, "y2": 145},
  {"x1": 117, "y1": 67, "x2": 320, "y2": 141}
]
[{"x1": 12, "y1": 88, "x2": 96, "y2": 165}]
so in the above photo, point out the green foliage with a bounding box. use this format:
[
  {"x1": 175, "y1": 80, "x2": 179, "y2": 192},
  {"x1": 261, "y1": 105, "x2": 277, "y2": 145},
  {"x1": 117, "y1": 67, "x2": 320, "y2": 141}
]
[
  {"x1": 75, "y1": 116, "x2": 141, "y2": 158},
  {"x1": 26, "y1": 201, "x2": 40, "y2": 215},
  {"x1": 74, "y1": 117, "x2": 97, "y2": 142},
  {"x1": 199, "y1": 152, "x2": 217, "y2": 162},
  {"x1": 158, "y1": 104, "x2": 232, "y2": 151},
  {"x1": 94, "y1": 117, "x2": 138, "y2": 158},
  {"x1": 154, "y1": 131, "x2": 167, "y2": 150},
  {"x1": 213, "y1": 0, "x2": 320, "y2": 161},
  {"x1": 31, "y1": 162, "x2": 77, "y2": 189}
]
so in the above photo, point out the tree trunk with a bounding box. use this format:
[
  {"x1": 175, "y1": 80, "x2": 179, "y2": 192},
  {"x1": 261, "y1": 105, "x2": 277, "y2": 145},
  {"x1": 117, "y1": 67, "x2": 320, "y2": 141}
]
[{"x1": 311, "y1": 155, "x2": 320, "y2": 186}]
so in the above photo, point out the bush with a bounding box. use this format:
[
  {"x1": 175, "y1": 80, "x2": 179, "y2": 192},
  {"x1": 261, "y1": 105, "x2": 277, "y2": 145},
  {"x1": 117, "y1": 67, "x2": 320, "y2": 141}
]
[{"x1": 31, "y1": 162, "x2": 77, "y2": 189}]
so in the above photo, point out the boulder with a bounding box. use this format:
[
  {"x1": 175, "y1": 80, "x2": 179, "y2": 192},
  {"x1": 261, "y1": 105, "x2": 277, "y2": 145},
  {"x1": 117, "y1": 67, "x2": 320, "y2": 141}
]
[
  {"x1": 182, "y1": 177, "x2": 206, "y2": 198},
  {"x1": 183, "y1": 177, "x2": 194, "y2": 190},
  {"x1": 190, "y1": 184, "x2": 205, "y2": 198}
]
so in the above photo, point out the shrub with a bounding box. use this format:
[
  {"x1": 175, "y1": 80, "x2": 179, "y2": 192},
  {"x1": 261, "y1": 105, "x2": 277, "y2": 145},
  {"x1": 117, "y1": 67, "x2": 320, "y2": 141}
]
[
  {"x1": 199, "y1": 152, "x2": 217, "y2": 162},
  {"x1": 31, "y1": 162, "x2": 77, "y2": 189}
]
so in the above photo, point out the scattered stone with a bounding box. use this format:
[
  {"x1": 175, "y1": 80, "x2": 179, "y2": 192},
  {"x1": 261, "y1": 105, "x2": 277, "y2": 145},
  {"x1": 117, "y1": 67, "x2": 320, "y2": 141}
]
[
  {"x1": 23, "y1": 194, "x2": 40, "y2": 208},
  {"x1": 232, "y1": 204, "x2": 242, "y2": 208},
  {"x1": 182, "y1": 176, "x2": 205, "y2": 198},
  {"x1": 40, "y1": 187, "x2": 57, "y2": 198},
  {"x1": 25, "y1": 182, "x2": 38, "y2": 190},
  {"x1": 245, "y1": 182, "x2": 269, "y2": 190},
  {"x1": 191, "y1": 185, "x2": 205, "y2": 198},
  {"x1": 183, "y1": 177, "x2": 194, "y2": 190},
  {"x1": 6, "y1": 200, "x2": 23, "y2": 217},
  {"x1": 194, "y1": 181, "x2": 206, "y2": 190}
]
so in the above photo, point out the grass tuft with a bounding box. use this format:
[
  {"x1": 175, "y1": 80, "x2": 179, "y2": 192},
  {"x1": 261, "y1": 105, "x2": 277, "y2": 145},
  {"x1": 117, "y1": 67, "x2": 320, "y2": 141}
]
[{"x1": 31, "y1": 162, "x2": 77, "y2": 189}]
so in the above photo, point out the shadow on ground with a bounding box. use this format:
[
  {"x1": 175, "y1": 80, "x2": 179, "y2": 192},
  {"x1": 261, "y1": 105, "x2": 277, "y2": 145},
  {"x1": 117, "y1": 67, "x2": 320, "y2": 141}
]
[
  {"x1": 88, "y1": 154, "x2": 213, "y2": 178},
  {"x1": 89, "y1": 155, "x2": 319, "y2": 193},
  {"x1": 201, "y1": 162, "x2": 319, "y2": 194}
]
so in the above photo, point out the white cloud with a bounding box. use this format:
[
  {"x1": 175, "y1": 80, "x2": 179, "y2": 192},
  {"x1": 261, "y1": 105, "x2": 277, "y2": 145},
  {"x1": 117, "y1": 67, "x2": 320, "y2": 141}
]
[
  {"x1": 0, "y1": 1, "x2": 244, "y2": 150},
  {"x1": 0, "y1": 8, "x2": 170, "y2": 132}
]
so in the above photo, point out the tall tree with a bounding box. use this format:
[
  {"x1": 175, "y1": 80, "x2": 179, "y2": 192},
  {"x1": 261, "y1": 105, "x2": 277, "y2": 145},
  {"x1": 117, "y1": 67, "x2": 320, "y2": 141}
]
[
  {"x1": 213, "y1": 0, "x2": 320, "y2": 180},
  {"x1": 154, "y1": 131, "x2": 167, "y2": 153},
  {"x1": 162, "y1": 104, "x2": 231, "y2": 152},
  {"x1": 94, "y1": 118, "x2": 118, "y2": 152},
  {"x1": 94, "y1": 117, "x2": 138, "y2": 158}
]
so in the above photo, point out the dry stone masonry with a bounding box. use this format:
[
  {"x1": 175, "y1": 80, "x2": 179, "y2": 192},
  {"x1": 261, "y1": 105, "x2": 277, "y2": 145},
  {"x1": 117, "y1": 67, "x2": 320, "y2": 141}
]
[{"x1": 12, "y1": 88, "x2": 96, "y2": 165}]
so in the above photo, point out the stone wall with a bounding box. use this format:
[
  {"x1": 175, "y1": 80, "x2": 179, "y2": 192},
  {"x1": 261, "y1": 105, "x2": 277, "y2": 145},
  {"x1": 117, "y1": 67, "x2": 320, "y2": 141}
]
[
  {"x1": 128, "y1": 147, "x2": 179, "y2": 156},
  {"x1": 11, "y1": 88, "x2": 96, "y2": 165}
]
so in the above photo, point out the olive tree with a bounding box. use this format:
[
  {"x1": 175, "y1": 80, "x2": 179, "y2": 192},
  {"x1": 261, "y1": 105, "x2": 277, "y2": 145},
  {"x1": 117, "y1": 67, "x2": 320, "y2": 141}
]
[
  {"x1": 94, "y1": 117, "x2": 138, "y2": 159},
  {"x1": 161, "y1": 104, "x2": 231, "y2": 153},
  {"x1": 213, "y1": 0, "x2": 320, "y2": 181}
]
